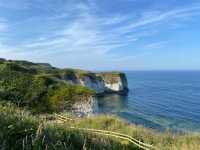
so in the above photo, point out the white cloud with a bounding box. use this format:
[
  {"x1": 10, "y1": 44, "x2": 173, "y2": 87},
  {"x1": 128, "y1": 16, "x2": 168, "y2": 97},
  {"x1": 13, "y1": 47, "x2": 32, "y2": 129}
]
[
  {"x1": 23, "y1": 38, "x2": 68, "y2": 48},
  {"x1": 1, "y1": 1, "x2": 200, "y2": 70},
  {"x1": 115, "y1": 5, "x2": 200, "y2": 34},
  {"x1": 18, "y1": 2, "x2": 138, "y2": 56}
]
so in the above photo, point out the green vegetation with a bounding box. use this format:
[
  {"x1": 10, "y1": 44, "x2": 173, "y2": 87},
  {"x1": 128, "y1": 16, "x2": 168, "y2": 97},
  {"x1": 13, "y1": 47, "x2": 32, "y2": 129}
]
[
  {"x1": 0, "y1": 102, "x2": 136, "y2": 150},
  {"x1": 0, "y1": 102, "x2": 200, "y2": 150},
  {"x1": 0, "y1": 59, "x2": 127, "y2": 113},
  {"x1": 0, "y1": 60, "x2": 94, "y2": 113},
  {"x1": 0, "y1": 59, "x2": 200, "y2": 150}
]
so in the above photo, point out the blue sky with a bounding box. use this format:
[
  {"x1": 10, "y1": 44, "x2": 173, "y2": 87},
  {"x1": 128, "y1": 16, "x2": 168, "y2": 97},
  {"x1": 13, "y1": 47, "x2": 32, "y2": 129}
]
[{"x1": 0, "y1": 0, "x2": 200, "y2": 70}]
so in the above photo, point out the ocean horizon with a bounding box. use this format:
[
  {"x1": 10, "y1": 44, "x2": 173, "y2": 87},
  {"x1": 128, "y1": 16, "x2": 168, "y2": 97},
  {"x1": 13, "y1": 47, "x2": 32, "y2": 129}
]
[{"x1": 96, "y1": 70, "x2": 200, "y2": 132}]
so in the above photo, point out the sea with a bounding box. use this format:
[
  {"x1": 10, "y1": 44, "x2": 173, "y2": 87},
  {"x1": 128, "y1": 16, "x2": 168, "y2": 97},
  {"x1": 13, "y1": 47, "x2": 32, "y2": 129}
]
[{"x1": 96, "y1": 71, "x2": 200, "y2": 132}]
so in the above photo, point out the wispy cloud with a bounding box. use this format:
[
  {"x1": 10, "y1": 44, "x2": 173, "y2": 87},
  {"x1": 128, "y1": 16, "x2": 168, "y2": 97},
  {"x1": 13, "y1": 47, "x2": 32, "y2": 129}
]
[
  {"x1": 115, "y1": 5, "x2": 200, "y2": 34},
  {"x1": 1, "y1": 1, "x2": 200, "y2": 70},
  {"x1": 24, "y1": 3, "x2": 200, "y2": 55},
  {"x1": 17, "y1": 2, "x2": 138, "y2": 56}
]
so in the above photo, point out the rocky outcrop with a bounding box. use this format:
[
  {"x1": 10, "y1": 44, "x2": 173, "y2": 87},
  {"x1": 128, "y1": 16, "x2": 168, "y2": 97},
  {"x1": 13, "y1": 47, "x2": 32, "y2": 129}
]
[
  {"x1": 99, "y1": 72, "x2": 128, "y2": 95},
  {"x1": 0, "y1": 58, "x2": 128, "y2": 117},
  {"x1": 71, "y1": 96, "x2": 98, "y2": 117},
  {"x1": 0, "y1": 58, "x2": 128, "y2": 95},
  {"x1": 78, "y1": 75, "x2": 105, "y2": 94},
  {"x1": 62, "y1": 71, "x2": 128, "y2": 95}
]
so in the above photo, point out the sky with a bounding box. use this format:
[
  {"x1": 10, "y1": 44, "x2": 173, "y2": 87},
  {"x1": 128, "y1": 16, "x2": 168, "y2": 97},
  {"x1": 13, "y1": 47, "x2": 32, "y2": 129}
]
[{"x1": 0, "y1": 0, "x2": 200, "y2": 71}]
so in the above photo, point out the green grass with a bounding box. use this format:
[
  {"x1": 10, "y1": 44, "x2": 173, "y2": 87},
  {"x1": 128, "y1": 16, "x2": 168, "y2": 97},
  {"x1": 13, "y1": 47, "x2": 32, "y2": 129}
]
[
  {"x1": 1, "y1": 59, "x2": 199, "y2": 150},
  {"x1": 0, "y1": 102, "x2": 200, "y2": 150},
  {"x1": 0, "y1": 60, "x2": 94, "y2": 113},
  {"x1": 0, "y1": 59, "x2": 128, "y2": 113},
  {"x1": 70, "y1": 115, "x2": 200, "y2": 150},
  {"x1": 0, "y1": 102, "x2": 137, "y2": 150}
]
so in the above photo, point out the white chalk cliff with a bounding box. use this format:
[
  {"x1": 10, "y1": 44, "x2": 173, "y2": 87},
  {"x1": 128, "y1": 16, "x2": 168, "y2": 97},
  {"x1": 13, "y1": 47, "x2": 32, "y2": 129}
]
[
  {"x1": 62, "y1": 71, "x2": 128, "y2": 116},
  {"x1": 62, "y1": 71, "x2": 128, "y2": 95},
  {"x1": 72, "y1": 96, "x2": 98, "y2": 117}
]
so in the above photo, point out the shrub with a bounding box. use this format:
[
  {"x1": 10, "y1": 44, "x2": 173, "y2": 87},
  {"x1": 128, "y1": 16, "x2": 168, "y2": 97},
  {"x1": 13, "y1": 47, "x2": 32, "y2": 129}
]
[
  {"x1": 0, "y1": 61, "x2": 95, "y2": 113},
  {"x1": 0, "y1": 102, "x2": 134, "y2": 150}
]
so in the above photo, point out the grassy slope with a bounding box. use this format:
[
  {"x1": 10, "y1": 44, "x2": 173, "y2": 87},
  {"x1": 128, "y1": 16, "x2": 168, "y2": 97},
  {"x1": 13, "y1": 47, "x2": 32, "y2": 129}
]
[
  {"x1": 0, "y1": 60, "x2": 94, "y2": 113},
  {"x1": 74, "y1": 116, "x2": 200, "y2": 150},
  {"x1": 0, "y1": 102, "x2": 200, "y2": 150},
  {"x1": 0, "y1": 59, "x2": 200, "y2": 150},
  {"x1": 0, "y1": 59, "x2": 126, "y2": 112},
  {"x1": 0, "y1": 102, "x2": 136, "y2": 150}
]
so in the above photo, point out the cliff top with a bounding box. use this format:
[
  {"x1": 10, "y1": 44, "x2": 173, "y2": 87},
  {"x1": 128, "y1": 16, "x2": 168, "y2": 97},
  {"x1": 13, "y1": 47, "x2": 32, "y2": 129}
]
[
  {"x1": 0, "y1": 58, "x2": 127, "y2": 113},
  {"x1": 0, "y1": 58, "x2": 126, "y2": 79},
  {"x1": 0, "y1": 59, "x2": 95, "y2": 113}
]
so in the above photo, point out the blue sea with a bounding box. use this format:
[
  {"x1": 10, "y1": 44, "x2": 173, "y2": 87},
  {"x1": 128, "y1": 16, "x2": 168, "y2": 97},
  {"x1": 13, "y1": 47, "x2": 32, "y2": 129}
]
[{"x1": 96, "y1": 71, "x2": 200, "y2": 132}]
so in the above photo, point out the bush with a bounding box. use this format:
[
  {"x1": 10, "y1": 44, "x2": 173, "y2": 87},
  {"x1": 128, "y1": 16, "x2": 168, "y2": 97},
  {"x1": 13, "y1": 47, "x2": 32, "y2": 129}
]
[
  {"x1": 0, "y1": 61, "x2": 95, "y2": 113},
  {"x1": 0, "y1": 102, "x2": 134, "y2": 150}
]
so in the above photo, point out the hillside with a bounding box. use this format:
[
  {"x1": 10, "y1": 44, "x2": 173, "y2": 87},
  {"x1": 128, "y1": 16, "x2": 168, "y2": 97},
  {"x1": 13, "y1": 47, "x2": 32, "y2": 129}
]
[
  {"x1": 0, "y1": 58, "x2": 128, "y2": 94},
  {"x1": 1, "y1": 102, "x2": 200, "y2": 150},
  {"x1": 0, "y1": 59, "x2": 129, "y2": 113},
  {"x1": 0, "y1": 59, "x2": 96, "y2": 113},
  {"x1": 0, "y1": 59, "x2": 200, "y2": 150}
]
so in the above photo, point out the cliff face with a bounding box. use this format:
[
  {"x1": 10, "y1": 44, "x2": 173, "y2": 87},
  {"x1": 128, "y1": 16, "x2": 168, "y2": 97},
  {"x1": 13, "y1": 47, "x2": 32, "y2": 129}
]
[
  {"x1": 0, "y1": 59, "x2": 128, "y2": 116},
  {"x1": 62, "y1": 71, "x2": 128, "y2": 95},
  {"x1": 0, "y1": 59, "x2": 128, "y2": 96},
  {"x1": 71, "y1": 96, "x2": 98, "y2": 117},
  {"x1": 99, "y1": 72, "x2": 128, "y2": 94}
]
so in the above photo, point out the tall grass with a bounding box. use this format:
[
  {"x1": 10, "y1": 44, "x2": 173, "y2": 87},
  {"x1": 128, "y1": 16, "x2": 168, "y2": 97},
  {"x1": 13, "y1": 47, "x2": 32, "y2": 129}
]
[
  {"x1": 0, "y1": 102, "x2": 136, "y2": 150},
  {"x1": 69, "y1": 115, "x2": 200, "y2": 150},
  {"x1": 0, "y1": 102, "x2": 200, "y2": 150}
]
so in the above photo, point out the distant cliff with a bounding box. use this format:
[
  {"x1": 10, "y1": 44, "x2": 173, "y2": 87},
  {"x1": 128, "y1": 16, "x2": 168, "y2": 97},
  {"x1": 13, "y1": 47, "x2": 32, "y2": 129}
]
[
  {"x1": 61, "y1": 70, "x2": 128, "y2": 95},
  {"x1": 0, "y1": 58, "x2": 128, "y2": 114},
  {"x1": 60, "y1": 70, "x2": 128, "y2": 116},
  {"x1": 0, "y1": 58, "x2": 128, "y2": 95}
]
